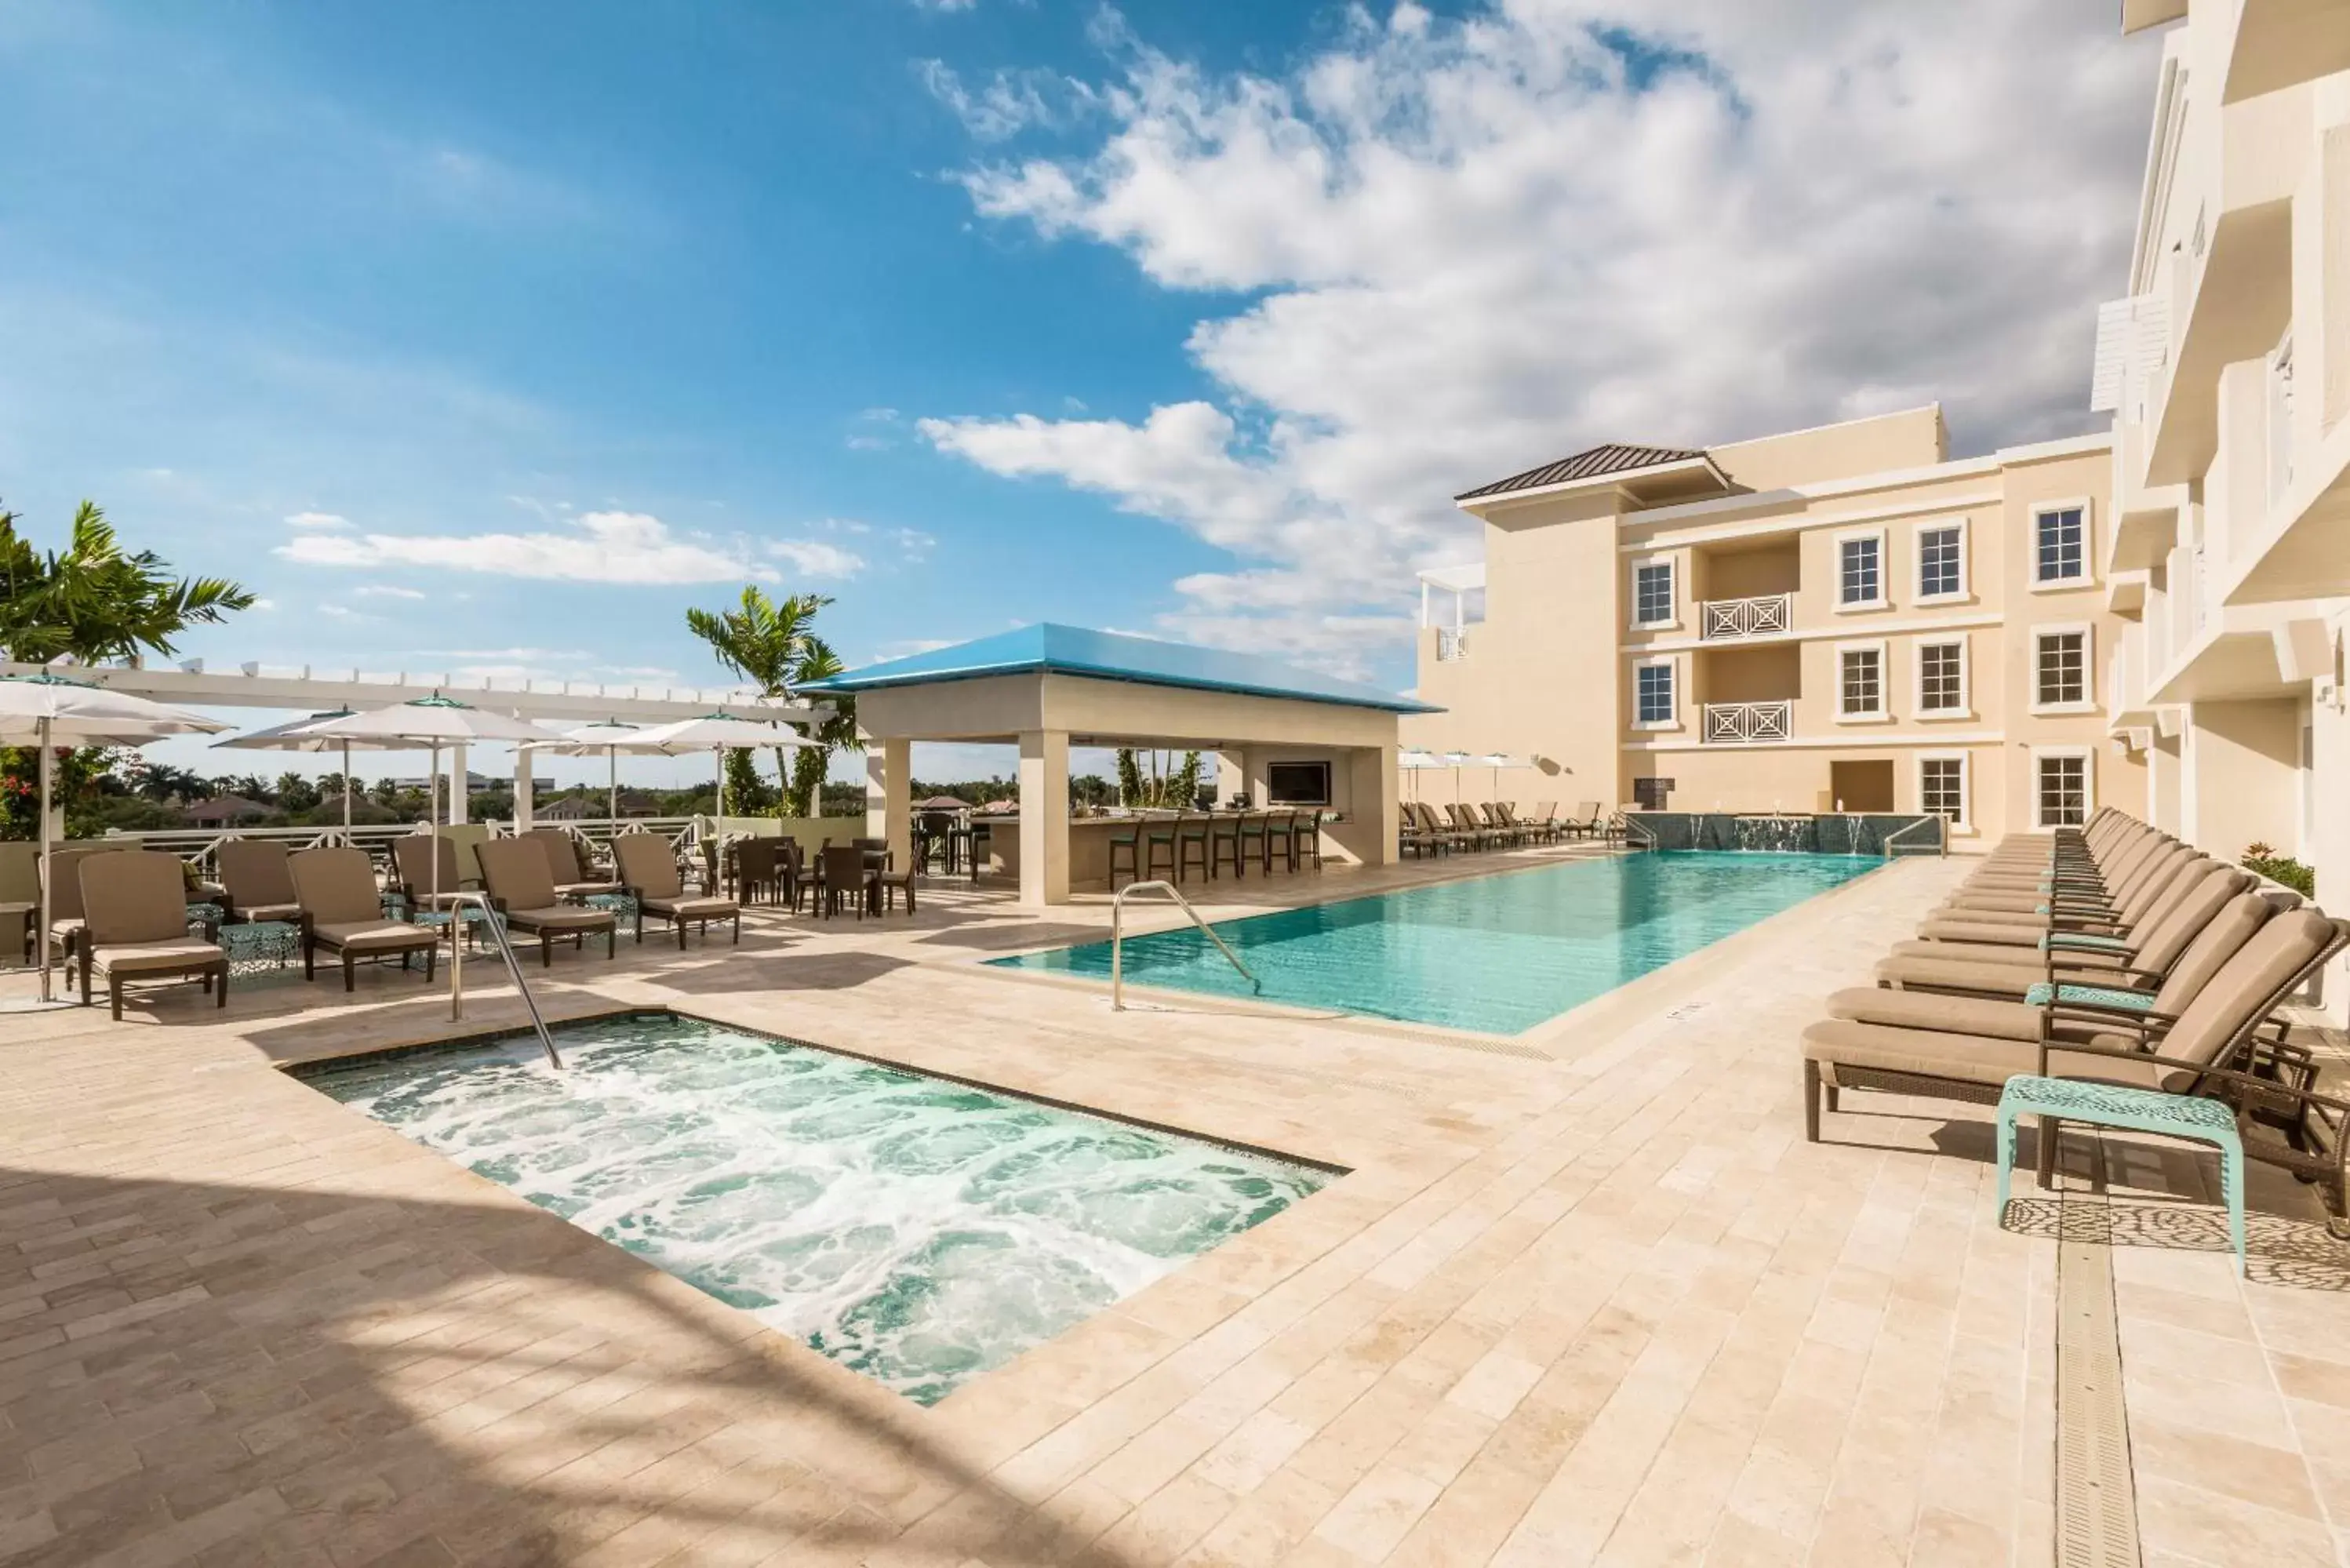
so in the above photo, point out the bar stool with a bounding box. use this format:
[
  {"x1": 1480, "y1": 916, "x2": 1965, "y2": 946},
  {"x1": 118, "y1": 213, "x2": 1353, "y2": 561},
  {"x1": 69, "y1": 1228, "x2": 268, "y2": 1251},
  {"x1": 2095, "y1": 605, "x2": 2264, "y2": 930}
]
[
  {"x1": 1142, "y1": 815, "x2": 1179, "y2": 882},
  {"x1": 1291, "y1": 808, "x2": 1324, "y2": 871},
  {"x1": 1236, "y1": 812, "x2": 1267, "y2": 871},
  {"x1": 1262, "y1": 810, "x2": 1297, "y2": 875},
  {"x1": 1108, "y1": 820, "x2": 1142, "y2": 887},
  {"x1": 1208, "y1": 814, "x2": 1246, "y2": 879},
  {"x1": 1173, "y1": 814, "x2": 1211, "y2": 883}
]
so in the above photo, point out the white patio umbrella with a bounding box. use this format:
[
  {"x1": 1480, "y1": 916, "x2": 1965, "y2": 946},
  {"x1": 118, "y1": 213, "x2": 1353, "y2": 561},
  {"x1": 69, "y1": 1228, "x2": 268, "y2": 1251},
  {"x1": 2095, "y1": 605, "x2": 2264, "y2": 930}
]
[
  {"x1": 1472, "y1": 753, "x2": 1523, "y2": 799},
  {"x1": 1396, "y1": 748, "x2": 1446, "y2": 802},
  {"x1": 301, "y1": 695, "x2": 551, "y2": 1012},
  {"x1": 209, "y1": 708, "x2": 394, "y2": 832},
  {"x1": 1439, "y1": 751, "x2": 1474, "y2": 805},
  {"x1": 624, "y1": 711, "x2": 820, "y2": 823},
  {"x1": 0, "y1": 672, "x2": 227, "y2": 1005},
  {"x1": 521, "y1": 719, "x2": 642, "y2": 847}
]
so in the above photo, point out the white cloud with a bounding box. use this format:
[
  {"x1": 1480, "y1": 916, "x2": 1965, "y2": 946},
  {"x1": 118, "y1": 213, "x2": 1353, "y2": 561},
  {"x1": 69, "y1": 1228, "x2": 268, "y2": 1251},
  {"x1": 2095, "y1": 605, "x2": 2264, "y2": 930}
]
[
  {"x1": 911, "y1": 0, "x2": 979, "y2": 12},
  {"x1": 285, "y1": 511, "x2": 352, "y2": 530},
  {"x1": 350, "y1": 584, "x2": 425, "y2": 600},
  {"x1": 921, "y1": 2, "x2": 2159, "y2": 671},
  {"x1": 918, "y1": 60, "x2": 1095, "y2": 142},
  {"x1": 871, "y1": 637, "x2": 957, "y2": 663},
  {"x1": 278, "y1": 509, "x2": 777, "y2": 585},
  {"x1": 765, "y1": 538, "x2": 866, "y2": 579}
]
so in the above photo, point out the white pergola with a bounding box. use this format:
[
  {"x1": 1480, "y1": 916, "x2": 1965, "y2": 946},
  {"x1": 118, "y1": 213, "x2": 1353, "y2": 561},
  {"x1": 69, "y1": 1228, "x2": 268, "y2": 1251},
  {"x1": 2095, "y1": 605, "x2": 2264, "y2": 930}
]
[{"x1": 2, "y1": 658, "x2": 828, "y2": 830}]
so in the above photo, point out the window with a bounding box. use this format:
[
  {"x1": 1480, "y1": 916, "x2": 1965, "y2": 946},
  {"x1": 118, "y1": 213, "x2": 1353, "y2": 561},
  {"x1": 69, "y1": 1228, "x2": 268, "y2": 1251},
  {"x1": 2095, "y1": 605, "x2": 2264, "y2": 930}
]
[
  {"x1": 1635, "y1": 661, "x2": 1675, "y2": 726},
  {"x1": 2035, "y1": 751, "x2": 2090, "y2": 828},
  {"x1": 2035, "y1": 506, "x2": 2086, "y2": 585},
  {"x1": 1920, "y1": 755, "x2": 1966, "y2": 828},
  {"x1": 1917, "y1": 524, "x2": 1965, "y2": 599},
  {"x1": 1632, "y1": 560, "x2": 1674, "y2": 627},
  {"x1": 1839, "y1": 645, "x2": 1884, "y2": 718},
  {"x1": 1917, "y1": 639, "x2": 1966, "y2": 715},
  {"x1": 1839, "y1": 534, "x2": 1883, "y2": 606},
  {"x1": 2035, "y1": 628, "x2": 2088, "y2": 707}
]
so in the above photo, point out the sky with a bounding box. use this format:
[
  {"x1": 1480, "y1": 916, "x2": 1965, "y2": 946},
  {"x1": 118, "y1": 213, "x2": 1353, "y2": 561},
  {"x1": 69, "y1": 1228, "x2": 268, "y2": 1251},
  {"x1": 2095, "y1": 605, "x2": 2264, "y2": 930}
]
[{"x1": 1, "y1": 1, "x2": 2163, "y2": 790}]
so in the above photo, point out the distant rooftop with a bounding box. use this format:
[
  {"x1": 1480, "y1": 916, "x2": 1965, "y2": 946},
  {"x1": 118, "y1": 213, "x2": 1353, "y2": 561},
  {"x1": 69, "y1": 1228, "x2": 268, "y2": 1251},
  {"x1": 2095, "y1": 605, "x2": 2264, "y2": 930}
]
[
  {"x1": 801, "y1": 624, "x2": 1439, "y2": 714},
  {"x1": 1454, "y1": 442, "x2": 1712, "y2": 501}
]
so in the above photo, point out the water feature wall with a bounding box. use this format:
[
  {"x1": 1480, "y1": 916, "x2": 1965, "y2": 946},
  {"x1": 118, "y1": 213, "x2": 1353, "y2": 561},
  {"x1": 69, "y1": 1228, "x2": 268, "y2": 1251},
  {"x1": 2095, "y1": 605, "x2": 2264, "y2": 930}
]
[{"x1": 1625, "y1": 812, "x2": 1944, "y2": 857}]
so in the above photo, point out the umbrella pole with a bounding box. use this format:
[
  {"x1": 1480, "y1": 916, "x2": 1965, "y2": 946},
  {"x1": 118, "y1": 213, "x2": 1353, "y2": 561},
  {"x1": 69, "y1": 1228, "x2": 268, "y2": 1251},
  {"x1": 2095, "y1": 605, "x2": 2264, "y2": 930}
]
[
  {"x1": 609, "y1": 747, "x2": 618, "y2": 852},
  {"x1": 342, "y1": 740, "x2": 353, "y2": 838},
  {"x1": 35, "y1": 719, "x2": 52, "y2": 1005},
  {"x1": 432, "y1": 740, "x2": 460, "y2": 1022}
]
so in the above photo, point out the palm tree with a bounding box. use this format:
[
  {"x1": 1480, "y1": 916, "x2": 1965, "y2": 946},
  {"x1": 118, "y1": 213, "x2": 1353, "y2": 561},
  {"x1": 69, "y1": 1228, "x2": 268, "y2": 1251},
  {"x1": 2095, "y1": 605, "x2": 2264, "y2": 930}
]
[
  {"x1": 684, "y1": 587, "x2": 857, "y2": 817},
  {"x1": 0, "y1": 501, "x2": 254, "y2": 664}
]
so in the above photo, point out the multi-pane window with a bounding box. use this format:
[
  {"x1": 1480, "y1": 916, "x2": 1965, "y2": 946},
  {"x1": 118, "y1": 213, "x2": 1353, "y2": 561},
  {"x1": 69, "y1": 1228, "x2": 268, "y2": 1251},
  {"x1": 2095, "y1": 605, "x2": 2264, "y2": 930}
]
[
  {"x1": 1635, "y1": 662, "x2": 1675, "y2": 724},
  {"x1": 2035, "y1": 507, "x2": 2086, "y2": 584},
  {"x1": 1633, "y1": 562, "x2": 1673, "y2": 626},
  {"x1": 1918, "y1": 525, "x2": 1963, "y2": 598},
  {"x1": 1921, "y1": 757, "x2": 1966, "y2": 825},
  {"x1": 1918, "y1": 640, "x2": 1964, "y2": 712},
  {"x1": 2037, "y1": 754, "x2": 2088, "y2": 828},
  {"x1": 1839, "y1": 646, "x2": 1883, "y2": 716},
  {"x1": 1839, "y1": 536, "x2": 1882, "y2": 606},
  {"x1": 2035, "y1": 631, "x2": 2086, "y2": 706}
]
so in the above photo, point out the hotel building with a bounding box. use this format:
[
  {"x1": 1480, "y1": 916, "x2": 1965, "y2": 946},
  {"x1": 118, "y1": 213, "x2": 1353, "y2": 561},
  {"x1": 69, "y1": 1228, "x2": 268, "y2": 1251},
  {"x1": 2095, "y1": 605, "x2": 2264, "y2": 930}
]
[
  {"x1": 1405, "y1": 407, "x2": 2148, "y2": 848},
  {"x1": 2095, "y1": 0, "x2": 2350, "y2": 1010}
]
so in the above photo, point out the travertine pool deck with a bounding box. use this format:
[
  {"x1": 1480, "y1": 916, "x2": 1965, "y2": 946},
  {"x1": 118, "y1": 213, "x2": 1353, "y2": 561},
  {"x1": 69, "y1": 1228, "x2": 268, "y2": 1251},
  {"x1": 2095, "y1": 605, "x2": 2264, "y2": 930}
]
[{"x1": 2, "y1": 846, "x2": 2347, "y2": 1566}]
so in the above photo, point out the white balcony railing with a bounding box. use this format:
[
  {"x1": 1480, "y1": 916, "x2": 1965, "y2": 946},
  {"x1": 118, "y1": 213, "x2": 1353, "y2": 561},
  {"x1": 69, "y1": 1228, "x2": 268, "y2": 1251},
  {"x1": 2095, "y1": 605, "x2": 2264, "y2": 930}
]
[
  {"x1": 1699, "y1": 593, "x2": 1793, "y2": 640},
  {"x1": 1702, "y1": 700, "x2": 1793, "y2": 744},
  {"x1": 1436, "y1": 628, "x2": 1469, "y2": 661}
]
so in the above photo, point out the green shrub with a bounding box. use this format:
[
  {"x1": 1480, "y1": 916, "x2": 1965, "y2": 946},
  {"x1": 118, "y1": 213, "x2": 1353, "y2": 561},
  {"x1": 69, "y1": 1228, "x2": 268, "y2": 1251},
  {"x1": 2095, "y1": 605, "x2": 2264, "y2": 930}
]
[{"x1": 2243, "y1": 845, "x2": 2317, "y2": 897}]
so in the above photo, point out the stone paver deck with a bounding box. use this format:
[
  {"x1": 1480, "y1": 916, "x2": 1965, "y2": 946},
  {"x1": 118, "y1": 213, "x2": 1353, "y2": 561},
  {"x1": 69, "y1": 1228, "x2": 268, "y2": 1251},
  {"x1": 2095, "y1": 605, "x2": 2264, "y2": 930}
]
[{"x1": 0, "y1": 846, "x2": 2345, "y2": 1566}]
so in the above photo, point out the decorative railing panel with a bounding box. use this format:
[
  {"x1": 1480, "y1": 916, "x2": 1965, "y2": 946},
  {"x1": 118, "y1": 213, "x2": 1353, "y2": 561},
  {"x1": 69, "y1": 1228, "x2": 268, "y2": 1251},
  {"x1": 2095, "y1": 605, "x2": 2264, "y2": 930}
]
[
  {"x1": 1701, "y1": 700, "x2": 1793, "y2": 744},
  {"x1": 1699, "y1": 593, "x2": 1792, "y2": 640}
]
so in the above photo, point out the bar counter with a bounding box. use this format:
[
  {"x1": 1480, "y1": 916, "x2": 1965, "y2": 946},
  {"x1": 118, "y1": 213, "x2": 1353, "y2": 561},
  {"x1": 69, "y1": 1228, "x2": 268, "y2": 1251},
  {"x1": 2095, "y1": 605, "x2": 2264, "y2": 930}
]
[{"x1": 965, "y1": 811, "x2": 1340, "y2": 887}]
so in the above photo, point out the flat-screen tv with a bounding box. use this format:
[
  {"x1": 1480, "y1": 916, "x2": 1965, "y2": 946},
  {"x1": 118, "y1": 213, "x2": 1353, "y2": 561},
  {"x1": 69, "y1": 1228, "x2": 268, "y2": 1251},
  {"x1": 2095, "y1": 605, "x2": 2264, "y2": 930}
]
[{"x1": 1266, "y1": 761, "x2": 1331, "y2": 806}]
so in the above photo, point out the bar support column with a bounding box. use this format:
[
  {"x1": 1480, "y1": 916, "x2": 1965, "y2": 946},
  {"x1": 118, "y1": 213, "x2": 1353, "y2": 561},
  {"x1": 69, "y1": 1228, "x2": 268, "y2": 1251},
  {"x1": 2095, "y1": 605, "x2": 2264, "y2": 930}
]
[{"x1": 1018, "y1": 729, "x2": 1070, "y2": 906}]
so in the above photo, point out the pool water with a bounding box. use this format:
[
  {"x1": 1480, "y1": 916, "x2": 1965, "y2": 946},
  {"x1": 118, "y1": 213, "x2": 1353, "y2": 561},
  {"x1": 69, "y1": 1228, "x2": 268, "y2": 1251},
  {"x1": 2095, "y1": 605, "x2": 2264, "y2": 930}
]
[
  {"x1": 992, "y1": 851, "x2": 1878, "y2": 1034},
  {"x1": 300, "y1": 1014, "x2": 1330, "y2": 1405}
]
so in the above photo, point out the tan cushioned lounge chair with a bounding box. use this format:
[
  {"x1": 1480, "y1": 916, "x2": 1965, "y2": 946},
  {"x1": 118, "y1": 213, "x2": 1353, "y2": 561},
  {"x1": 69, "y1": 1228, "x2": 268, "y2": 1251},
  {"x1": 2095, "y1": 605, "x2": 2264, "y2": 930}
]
[
  {"x1": 527, "y1": 828, "x2": 621, "y2": 900},
  {"x1": 76, "y1": 849, "x2": 227, "y2": 1020},
  {"x1": 289, "y1": 847, "x2": 440, "y2": 991},
  {"x1": 613, "y1": 834, "x2": 737, "y2": 948},
  {"x1": 393, "y1": 835, "x2": 476, "y2": 914},
  {"x1": 216, "y1": 838, "x2": 304, "y2": 925},
  {"x1": 475, "y1": 838, "x2": 616, "y2": 965},
  {"x1": 1877, "y1": 866, "x2": 2254, "y2": 996}
]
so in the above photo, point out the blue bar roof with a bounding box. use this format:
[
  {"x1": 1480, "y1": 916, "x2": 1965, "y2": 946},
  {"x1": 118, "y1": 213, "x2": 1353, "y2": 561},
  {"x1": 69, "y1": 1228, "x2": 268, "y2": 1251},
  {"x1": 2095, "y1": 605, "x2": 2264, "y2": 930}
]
[{"x1": 799, "y1": 624, "x2": 1439, "y2": 714}]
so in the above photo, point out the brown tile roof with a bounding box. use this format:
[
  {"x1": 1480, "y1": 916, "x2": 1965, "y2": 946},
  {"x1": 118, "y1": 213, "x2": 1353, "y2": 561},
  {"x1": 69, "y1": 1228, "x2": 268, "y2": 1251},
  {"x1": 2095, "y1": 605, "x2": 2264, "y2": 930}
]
[{"x1": 1454, "y1": 442, "x2": 1709, "y2": 501}]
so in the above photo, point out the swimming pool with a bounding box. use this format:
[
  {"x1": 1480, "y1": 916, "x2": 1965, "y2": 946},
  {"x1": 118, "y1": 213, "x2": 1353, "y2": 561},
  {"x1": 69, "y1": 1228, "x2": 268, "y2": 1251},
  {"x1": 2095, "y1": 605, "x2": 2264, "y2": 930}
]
[
  {"x1": 991, "y1": 851, "x2": 1879, "y2": 1034},
  {"x1": 299, "y1": 1013, "x2": 1330, "y2": 1405}
]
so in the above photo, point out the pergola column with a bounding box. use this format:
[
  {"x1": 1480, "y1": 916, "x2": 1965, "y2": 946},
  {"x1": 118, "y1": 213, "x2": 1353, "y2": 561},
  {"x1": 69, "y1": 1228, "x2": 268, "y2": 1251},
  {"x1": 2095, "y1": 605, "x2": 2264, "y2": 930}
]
[
  {"x1": 1351, "y1": 744, "x2": 1400, "y2": 867},
  {"x1": 1018, "y1": 728, "x2": 1069, "y2": 905},
  {"x1": 512, "y1": 744, "x2": 535, "y2": 831},
  {"x1": 449, "y1": 744, "x2": 469, "y2": 825},
  {"x1": 866, "y1": 737, "x2": 911, "y2": 874}
]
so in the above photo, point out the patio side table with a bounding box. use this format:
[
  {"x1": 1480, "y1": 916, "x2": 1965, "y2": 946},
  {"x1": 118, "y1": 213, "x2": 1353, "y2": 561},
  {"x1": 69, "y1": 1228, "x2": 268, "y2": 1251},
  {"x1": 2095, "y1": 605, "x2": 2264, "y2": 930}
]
[{"x1": 1995, "y1": 1073, "x2": 2245, "y2": 1275}]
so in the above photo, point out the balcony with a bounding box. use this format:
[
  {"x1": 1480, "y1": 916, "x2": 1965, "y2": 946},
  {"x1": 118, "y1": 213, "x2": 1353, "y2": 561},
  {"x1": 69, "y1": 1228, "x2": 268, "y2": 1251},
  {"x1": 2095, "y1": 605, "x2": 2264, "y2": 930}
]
[
  {"x1": 1703, "y1": 701, "x2": 1792, "y2": 745},
  {"x1": 1699, "y1": 593, "x2": 1792, "y2": 641},
  {"x1": 1436, "y1": 628, "x2": 1469, "y2": 662},
  {"x1": 2222, "y1": 0, "x2": 2350, "y2": 106}
]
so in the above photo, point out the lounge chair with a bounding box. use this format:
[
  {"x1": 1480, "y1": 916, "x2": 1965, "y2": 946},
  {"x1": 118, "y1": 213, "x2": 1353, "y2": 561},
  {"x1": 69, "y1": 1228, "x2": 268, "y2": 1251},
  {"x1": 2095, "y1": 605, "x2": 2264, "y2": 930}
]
[
  {"x1": 1801, "y1": 908, "x2": 2349, "y2": 1143},
  {"x1": 392, "y1": 835, "x2": 477, "y2": 916},
  {"x1": 75, "y1": 850, "x2": 227, "y2": 1020},
  {"x1": 216, "y1": 839, "x2": 305, "y2": 926},
  {"x1": 613, "y1": 834, "x2": 739, "y2": 947},
  {"x1": 818, "y1": 845, "x2": 876, "y2": 918},
  {"x1": 38, "y1": 844, "x2": 107, "y2": 973},
  {"x1": 474, "y1": 839, "x2": 617, "y2": 965},
  {"x1": 1875, "y1": 865, "x2": 2257, "y2": 997},
  {"x1": 526, "y1": 828, "x2": 621, "y2": 900},
  {"x1": 287, "y1": 847, "x2": 440, "y2": 991},
  {"x1": 1902, "y1": 849, "x2": 2216, "y2": 955}
]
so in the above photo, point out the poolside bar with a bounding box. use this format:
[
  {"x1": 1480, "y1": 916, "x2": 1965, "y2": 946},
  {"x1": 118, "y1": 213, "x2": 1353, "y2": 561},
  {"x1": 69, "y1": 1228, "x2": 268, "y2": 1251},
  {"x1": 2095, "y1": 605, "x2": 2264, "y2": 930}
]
[{"x1": 803, "y1": 625, "x2": 1435, "y2": 906}]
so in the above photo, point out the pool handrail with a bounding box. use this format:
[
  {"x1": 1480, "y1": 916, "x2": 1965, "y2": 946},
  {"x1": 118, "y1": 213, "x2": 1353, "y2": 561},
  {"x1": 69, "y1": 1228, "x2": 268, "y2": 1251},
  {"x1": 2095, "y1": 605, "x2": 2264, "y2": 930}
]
[
  {"x1": 1619, "y1": 814, "x2": 1657, "y2": 852},
  {"x1": 1883, "y1": 815, "x2": 1948, "y2": 857},
  {"x1": 1110, "y1": 879, "x2": 1260, "y2": 1011},
  {"x1": 443, "y1": 890, "x2": 565, "y2": 1068}
]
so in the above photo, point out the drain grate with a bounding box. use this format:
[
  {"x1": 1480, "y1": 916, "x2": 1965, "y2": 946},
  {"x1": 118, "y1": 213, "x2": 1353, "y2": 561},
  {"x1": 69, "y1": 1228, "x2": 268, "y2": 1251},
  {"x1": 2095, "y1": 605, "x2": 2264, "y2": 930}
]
[{"x1": 2054, "y1": 1148, "x2": 2141, "y2": 1567}]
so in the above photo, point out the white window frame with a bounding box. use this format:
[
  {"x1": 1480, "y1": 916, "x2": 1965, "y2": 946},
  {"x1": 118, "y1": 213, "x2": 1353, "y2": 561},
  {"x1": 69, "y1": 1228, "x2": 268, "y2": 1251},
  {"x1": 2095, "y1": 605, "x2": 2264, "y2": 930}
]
[
  {"x1": 2029, "y1": 499, "x2": 2094, "y2": 591},
  {"x1": 1834, "y1": 527, "x2": 1889, "y2": 613},
  {"x1": 1914, "y1": 635, "x2": 1970, "y2": 720},
  {"x1": 1630, "y1": 555, "x2": 1678, "y2": 631},
  {"x1": 1917, "y1": 751, "x2": 1971, "y2": 835},
  {"x1": 1632, "y1": 656, "x2": 1679, "y2": 729},
  {"x1": 1914, "y1": 517, "x2": 1970, "y2": 603},
  {"x1": 1834, "y1": 638, "x2": 1890, "y2": 723},
  {"x1": 2031, "y1": 746, "x2": 2095, "y2": 830},
  {"x1": 2031, "y1": 622, "x2": 2096, "y2": 714}
]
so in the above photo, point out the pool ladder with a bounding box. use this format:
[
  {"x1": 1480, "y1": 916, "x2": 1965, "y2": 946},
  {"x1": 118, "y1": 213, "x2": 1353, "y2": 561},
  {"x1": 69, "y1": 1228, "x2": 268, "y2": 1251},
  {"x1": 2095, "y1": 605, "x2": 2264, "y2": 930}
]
[
  {"x1": 1109, "y1": 880, "x2": 1260, "y2": 1012},
  {"x1": 444, "y1": 891, "x2": 565, "y2": 1068}
]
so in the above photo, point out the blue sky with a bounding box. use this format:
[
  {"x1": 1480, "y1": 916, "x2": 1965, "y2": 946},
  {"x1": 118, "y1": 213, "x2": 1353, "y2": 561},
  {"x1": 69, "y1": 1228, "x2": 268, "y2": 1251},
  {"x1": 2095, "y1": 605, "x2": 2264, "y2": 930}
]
[{"x1": 2, "y1": 1, "x2": 2159, "y2": 788}]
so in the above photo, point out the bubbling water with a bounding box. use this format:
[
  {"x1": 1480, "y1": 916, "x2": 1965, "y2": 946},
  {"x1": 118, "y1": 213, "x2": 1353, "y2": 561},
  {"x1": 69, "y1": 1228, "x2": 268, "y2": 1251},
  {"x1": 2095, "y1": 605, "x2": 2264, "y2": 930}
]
[{"x1": 307, "y1": 1017, "x2": 1330, "y2": 1405}]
